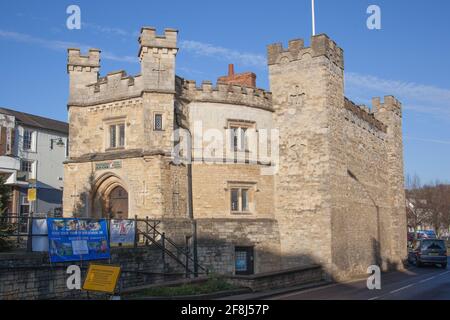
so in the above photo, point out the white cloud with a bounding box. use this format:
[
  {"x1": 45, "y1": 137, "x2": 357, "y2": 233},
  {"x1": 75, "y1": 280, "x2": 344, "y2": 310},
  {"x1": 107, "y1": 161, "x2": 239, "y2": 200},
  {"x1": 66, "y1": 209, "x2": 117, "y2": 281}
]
[
  {"x1": 82, "y1": 22, "x2": 138, "y2": 38},
  {"x1": 405, "y1": 136, "x2": 450, "y2": 145},
  {"x1": 0, "y1": 29, "x2": 137, "y2": 63},
  {"x1": 345, "y1": 72, "x2": 450, "y2": 118},
  {"x1": 179, "y1": 40, "x2": 266, "y2": 69},
  {"x1": 79, "y1": 23, "x2": 267, "y2": 69}
]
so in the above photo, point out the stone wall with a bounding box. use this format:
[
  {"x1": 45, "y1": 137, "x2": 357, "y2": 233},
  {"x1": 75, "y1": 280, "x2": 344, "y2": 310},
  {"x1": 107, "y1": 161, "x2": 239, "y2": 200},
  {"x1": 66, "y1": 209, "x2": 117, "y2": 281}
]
[
  {"x1": 63, "y1": 156, "x2": 187, "y2": 219},
  {"x1": 269, "y1": 34, "x2": 407, "y2": 279},
  {"x1": 269, "y1": 34, "x2": 337, "y2": 271},
  {"x1": 0, "y1": 247, "x2": 185, "y2": 300},
  {"x1": 225, "y1": 265, "x2": 323, "y2": 292},
  {"x1": 196, "y1": 218, "x2": 281, "y2": 274},
  {"x1": 191, "y1": 163, "x2": 274, "y2": 218}
]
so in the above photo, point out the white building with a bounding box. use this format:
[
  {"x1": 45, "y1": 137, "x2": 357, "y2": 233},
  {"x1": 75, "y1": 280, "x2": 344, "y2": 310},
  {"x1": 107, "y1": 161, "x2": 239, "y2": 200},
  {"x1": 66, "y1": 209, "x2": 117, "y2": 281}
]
[{"x1": 0, "y1": 107, "x2": 68, "y2": 216}]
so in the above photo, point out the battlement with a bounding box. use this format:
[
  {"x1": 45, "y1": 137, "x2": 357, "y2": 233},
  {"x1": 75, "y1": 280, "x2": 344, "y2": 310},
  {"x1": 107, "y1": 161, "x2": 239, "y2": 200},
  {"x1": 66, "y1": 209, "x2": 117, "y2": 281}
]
[
  {"x1": 344, "y1": 97, "x2": 387, "y2": 134},
  {"x1": 67, "y1": 48, "x2": 101, "y2": 72},
  {"x1": 372, "y1": 96, "x2": 402, "y2": 117},
  {"x1": 178, "y1": 78, "x2": 273, "y2": 111},
  {"x1": 138, "y1": 27, "x2": 178, "y2": 57},
  {"x1": 267, "y1": 34, "x2": 343, "y2": 69}
]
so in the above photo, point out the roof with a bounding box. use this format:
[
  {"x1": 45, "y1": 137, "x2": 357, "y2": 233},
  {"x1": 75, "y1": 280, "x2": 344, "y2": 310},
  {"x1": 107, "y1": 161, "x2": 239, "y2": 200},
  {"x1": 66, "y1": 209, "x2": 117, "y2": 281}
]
[{"x1": 0, "y1": 107, "x2": 68, "y2": 135}]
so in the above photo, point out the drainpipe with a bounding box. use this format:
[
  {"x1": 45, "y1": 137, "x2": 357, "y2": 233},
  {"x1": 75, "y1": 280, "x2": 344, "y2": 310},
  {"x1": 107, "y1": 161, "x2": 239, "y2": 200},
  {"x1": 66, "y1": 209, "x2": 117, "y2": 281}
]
[{"x1": 175, "y1": 105, "x2": 198, "y2": 277}]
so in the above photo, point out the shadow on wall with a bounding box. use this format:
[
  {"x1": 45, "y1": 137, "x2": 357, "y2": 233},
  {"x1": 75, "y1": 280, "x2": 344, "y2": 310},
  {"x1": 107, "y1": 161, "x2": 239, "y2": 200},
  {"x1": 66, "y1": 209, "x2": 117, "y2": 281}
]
[
  {"x1": 372, "y1": 237, "x2": 405, "y2": 273},
  {"x1": 71, "y1": 172, "x2": 96, "y2": 218}
]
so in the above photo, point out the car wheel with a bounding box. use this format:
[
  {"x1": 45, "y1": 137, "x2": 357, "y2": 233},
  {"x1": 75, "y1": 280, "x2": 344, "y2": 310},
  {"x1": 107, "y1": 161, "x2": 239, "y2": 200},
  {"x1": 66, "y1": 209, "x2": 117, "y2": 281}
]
[
  {"x1": 416, "y1": 259, "x2": 422, "y2": 267},
  {"x1": 441, "y1": 263, "x2": 447, "y2": 269}
]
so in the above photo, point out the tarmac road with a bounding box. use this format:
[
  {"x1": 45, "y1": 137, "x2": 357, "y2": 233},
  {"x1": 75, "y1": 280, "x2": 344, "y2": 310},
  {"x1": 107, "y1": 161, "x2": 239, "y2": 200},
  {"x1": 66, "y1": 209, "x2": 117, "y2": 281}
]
[{"x1": 268, "y1": 258, "x2": 450, "y2": 300}]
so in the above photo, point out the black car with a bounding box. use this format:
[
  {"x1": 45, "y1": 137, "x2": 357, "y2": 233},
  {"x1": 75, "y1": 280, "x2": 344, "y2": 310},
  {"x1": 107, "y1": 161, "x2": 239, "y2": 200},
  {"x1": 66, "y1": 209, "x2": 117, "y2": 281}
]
[{"x1": 408, "y1": 239, "x2": 447, "y2": 268}]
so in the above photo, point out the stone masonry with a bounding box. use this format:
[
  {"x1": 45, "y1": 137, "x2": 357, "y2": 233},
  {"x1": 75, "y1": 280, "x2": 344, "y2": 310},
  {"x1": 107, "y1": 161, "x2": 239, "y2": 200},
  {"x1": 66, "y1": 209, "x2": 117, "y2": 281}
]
[{"x1": 63, "y1": 27, "x2": 407, "y2": 280}]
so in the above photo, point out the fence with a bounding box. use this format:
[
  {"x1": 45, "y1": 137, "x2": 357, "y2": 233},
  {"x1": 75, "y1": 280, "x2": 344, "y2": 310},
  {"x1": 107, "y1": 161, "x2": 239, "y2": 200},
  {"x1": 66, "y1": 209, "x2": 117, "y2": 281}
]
[
  {"x1": 0, "y1": 213, "x2": 208, "y2": 277},
  {"x1": 0, "y1": 213, "x2": 159, "y2": 251}
]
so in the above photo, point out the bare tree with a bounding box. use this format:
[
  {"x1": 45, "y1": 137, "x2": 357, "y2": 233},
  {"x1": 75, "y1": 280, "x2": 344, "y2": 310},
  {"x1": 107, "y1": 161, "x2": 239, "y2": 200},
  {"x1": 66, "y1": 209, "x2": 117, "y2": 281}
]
[{"x1": 405, "y1": 174, "x2": 450, "y2": 237}]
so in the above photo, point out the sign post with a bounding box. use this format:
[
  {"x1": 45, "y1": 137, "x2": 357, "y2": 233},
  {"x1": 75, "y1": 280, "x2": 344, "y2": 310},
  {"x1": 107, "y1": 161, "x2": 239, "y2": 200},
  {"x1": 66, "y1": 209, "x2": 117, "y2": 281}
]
[{"x1": 83, "y1": 264, "x2": 121, "y2": 296}]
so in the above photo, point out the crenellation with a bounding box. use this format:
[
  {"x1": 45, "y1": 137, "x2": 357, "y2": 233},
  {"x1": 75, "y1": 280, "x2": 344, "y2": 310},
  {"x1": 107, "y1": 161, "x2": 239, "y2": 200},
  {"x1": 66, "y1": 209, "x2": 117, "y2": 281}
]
[
  {"x1": 344, "y1": 98, "x2": 387, "y2": 133},
  {"x1": 138, "y1": 27, "x2": 178, "y2": 51},
  {"x1": 63, "y1": 26, "x2": 405, "y2": 281},
  {"x1": 179, "y1": 78, "x2": 272, "y2": 110},
  {"x1": 267, "y1": 34, "x2": 344, "y2": 69},
  {"x1": 67, "y1": 48, "x2": 101, "y2": 71}
]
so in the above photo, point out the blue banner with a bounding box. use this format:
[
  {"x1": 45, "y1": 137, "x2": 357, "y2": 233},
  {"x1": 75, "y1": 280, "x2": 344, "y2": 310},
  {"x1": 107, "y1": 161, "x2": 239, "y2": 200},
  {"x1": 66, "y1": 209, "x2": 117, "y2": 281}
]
[{"x1": 47, "y1": 218, "x2": 110, "y2": 263}]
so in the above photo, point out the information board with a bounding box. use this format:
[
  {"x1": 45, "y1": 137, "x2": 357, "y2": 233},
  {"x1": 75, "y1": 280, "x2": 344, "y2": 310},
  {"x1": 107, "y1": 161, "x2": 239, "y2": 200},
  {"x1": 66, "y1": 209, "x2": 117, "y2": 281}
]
[
  {"x1": 47, "y1": 218, "x2": 110, "y2": 263},
  {"x1": 83, "y1": 264, "x2": 121, "y2": 294}
]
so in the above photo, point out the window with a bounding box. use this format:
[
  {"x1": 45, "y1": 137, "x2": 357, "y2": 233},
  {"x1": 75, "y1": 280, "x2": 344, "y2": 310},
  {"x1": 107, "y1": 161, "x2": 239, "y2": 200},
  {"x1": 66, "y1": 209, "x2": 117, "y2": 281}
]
[
  {"x1": 23, "y1": 129, "x2": 33, "y2": 151},
  {"x1": 230, "y1": 127, "x2": 247, "y2": 151},
  {"x1": 20, "y1": 195, "x2": 30, "y2": 214},
  {"x1": 241, "y1": 189, "x2": 249, "y2": 211},
  {"x1": 235, "y1": 246, "x2": 254, "y2": 275},
  {"x1": 231, "y1": 189, "x2": 239, "y2": 211},
  {"x1": 119, "y1": 124, "x2": 125, "y2": 146},
  {"x1": 154, "y1": 114, "x2": 163, "y2": 131},
  {"x1": 227, "y1": 120, "x2": 255, "y2": 153},
  {"x1": 21, "y1": 160, "x2": 33, "y2": 173},
  {"x1": 108, "y1": 124, "x2": 125, "y2": 149},
  {"x1": 230, "y1": 186, "x2": 253, "y2": 213}
]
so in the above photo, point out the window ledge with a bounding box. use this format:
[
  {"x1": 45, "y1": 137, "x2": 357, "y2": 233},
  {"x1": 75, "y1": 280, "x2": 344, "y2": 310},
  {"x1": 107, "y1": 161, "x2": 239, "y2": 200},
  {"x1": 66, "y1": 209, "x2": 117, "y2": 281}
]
[
  {"x1": 230, "y1": 212, "x2": 253, "y2": 216},
  {"x1": 106, "y1": 147, "x2": 125, "y2": 152}
]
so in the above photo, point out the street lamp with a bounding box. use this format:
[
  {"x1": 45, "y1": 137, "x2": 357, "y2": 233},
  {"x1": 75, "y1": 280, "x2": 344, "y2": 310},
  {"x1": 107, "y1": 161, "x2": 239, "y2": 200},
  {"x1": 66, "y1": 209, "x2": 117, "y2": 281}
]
[{"x1": 50, "y1": 138, "x2": 65, "y2": 150}]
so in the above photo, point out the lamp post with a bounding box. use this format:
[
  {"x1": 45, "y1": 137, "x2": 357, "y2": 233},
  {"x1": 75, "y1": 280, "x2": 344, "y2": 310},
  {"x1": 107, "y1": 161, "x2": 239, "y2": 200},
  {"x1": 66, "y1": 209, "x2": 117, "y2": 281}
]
[{"x1": 50, "y1": 138, "x2": 65, "y2": 150}]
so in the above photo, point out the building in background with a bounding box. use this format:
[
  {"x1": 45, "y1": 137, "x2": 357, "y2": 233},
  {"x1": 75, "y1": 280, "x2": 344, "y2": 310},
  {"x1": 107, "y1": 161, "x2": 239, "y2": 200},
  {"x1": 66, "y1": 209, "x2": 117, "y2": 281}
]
[{"x1": 0, "y1": 107, "x2": 68, "y2": 216}]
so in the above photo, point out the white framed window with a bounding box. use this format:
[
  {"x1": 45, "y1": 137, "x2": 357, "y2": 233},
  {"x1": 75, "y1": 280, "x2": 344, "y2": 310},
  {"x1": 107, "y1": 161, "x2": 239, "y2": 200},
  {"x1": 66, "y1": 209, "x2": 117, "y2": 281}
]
[
  {"x1": 20, "y1": 159, "x2": 33, "y2": 173},
  {"x1": 20, "y1": 194, "x2": 30, "y2": 215},
  {"x1": 23, "y1": 129, "x2": 34, "y2": 151}
]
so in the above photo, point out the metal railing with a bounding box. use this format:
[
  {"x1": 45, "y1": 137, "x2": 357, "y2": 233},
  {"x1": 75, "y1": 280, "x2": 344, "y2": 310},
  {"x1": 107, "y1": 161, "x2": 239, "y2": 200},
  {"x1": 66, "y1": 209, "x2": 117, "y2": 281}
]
[{"x1": 0, "y1": 213, "x2": 208, "y2": 277}]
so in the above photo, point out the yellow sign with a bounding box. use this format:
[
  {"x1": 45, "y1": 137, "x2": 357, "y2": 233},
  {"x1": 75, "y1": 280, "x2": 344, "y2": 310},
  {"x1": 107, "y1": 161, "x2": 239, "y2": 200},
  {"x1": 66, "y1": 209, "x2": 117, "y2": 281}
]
[
  {"x1": 83, "y1": 264, "x2": 121, "y2": 294},
  {"x1": 27, "y1": 188, "x2": 36, "y2": 202}
]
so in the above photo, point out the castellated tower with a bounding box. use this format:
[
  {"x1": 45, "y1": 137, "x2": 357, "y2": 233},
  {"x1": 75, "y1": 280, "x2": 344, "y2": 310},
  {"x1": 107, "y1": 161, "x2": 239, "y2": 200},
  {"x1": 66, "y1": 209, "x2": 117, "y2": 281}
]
[
  {"x1": 268, "y1": 34, "x2": 406, "y2": 279},
  {"x1": 64, "y1": 27, "x2": 187, "y2": 220},
  {"x1": 373, "y1": 96, "x2": 407, "y2": 266},
  {"x1": 67, "y1": 48, "x2": 101, "y2": 104},
  {"x1": 139, "y1": 27, "x2": 178, "y2": 92},
  {"x1": 268, "y1": 34, "x2": 344, "y2": 275}
]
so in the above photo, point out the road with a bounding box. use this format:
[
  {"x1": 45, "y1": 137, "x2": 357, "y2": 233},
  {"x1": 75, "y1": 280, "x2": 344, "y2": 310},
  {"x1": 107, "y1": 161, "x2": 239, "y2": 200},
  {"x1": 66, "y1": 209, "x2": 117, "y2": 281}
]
[{"x1": 268, "y1": 258, "x2": 450, "y2": 300}]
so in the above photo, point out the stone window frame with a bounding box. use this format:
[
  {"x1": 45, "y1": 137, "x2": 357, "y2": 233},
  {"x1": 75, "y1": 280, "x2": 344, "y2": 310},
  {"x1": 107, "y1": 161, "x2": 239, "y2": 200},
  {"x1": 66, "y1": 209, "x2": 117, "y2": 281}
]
[
  {"x1": 226, "y1": 181, "x2": 257, "y2": 215},
  {"x1": 226, "y1": 119, "x2": 256, "y2": 153},
  {"x1": 103, "y1": 116, "x2": 127, "y2": 151},
  {"x1": 153, "y1": 111, "x2": 165, "y2": 132}
]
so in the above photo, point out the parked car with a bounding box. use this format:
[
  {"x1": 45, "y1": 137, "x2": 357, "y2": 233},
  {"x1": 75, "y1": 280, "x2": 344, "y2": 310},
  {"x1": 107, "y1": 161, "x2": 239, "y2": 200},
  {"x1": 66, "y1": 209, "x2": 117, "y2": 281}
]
[
  {"x1": 416, "y1": 230, "x2": 437, "y2": 239},
  {"x1": 408, "y1": 239, "x2": 447, "y2": 268}
]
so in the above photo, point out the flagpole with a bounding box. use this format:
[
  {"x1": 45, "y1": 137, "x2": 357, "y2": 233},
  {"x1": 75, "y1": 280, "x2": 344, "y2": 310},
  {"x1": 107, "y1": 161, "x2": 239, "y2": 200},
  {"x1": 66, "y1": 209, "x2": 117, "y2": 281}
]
[{"x1": 311, "y1": 0, "x2": 316, "y2": 36}]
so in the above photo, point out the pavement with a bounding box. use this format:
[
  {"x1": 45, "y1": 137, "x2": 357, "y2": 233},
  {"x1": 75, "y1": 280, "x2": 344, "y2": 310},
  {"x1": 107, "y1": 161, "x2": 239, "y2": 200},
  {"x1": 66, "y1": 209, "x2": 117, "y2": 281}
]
[{"x1": 222, "y1": 258, "x2": 450, "y2": 300}]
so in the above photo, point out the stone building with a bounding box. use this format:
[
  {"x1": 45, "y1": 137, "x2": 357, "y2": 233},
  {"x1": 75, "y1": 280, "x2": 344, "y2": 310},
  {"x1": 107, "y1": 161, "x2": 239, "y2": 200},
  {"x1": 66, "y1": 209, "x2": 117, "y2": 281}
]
[{"x1": 63, "y1": 27, "x2": 407, "y2": 279}]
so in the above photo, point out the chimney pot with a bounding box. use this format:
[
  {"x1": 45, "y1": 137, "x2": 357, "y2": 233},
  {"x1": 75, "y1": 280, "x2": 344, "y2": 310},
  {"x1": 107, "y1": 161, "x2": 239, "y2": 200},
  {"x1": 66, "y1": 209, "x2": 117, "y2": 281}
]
[{"x1": 228, "y1": 64, "x2": 235, "y2": 76}]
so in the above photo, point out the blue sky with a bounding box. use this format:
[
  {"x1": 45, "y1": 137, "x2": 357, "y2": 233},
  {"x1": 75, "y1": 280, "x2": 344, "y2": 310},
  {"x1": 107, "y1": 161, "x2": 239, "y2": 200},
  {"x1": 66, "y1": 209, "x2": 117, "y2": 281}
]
[{"x1": 0, "y1": 0, "x2": 449, "y2": 183}]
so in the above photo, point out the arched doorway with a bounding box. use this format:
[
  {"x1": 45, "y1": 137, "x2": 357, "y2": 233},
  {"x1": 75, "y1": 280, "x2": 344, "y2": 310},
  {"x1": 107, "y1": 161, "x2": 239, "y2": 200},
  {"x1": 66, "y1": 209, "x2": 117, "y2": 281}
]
[
  {"x1": 108, "y1": 186, "x2": 128, "y2": 219},
  {"x1": 91, "y1": 173, "x2": 129, "y2": 219}
]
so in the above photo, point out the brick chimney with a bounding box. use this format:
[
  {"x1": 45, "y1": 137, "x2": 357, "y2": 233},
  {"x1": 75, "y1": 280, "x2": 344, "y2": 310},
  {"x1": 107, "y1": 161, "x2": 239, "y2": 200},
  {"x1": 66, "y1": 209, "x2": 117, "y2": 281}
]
[{"x1": 217, "y1": 64, "x2": 256, "y2": 88}]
